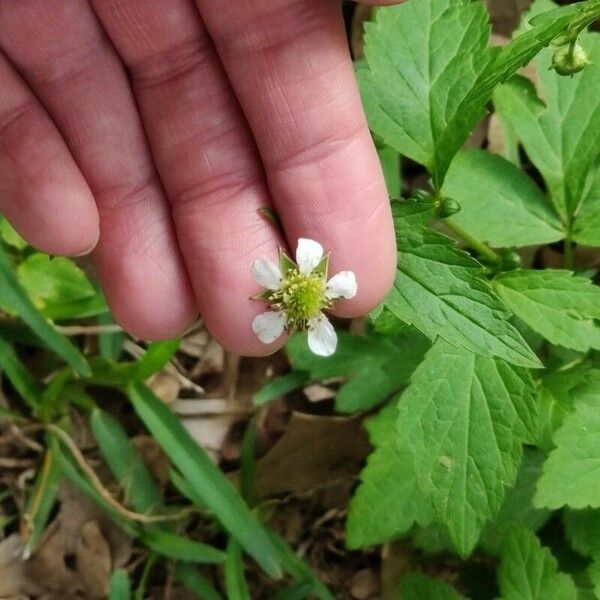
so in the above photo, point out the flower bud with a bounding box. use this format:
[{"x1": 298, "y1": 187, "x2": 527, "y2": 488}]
[
  {"x1": 552, "y1": 42, "x2": 589, "y2": 76},
  {"x1": 438, "y1": 198, "x2": 461, "y2": 218}
]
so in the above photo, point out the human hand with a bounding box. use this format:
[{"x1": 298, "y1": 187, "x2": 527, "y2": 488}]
[{"x1": 0, "y1": 0, "x2": 399, "y2": 354}]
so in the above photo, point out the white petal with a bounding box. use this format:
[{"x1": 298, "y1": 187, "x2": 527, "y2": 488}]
[
  {"x1": 326, "y1": 271, "x2": 357, "y2": 300},
  {"x1": 296, "y1": 238, "x2": 323, "y2": 275},
  {"x1": 307, "y1": 313, "x2": 337, "y2": 356},
  {"x1": 251, "y1": 259, "x2": 282, "y2": 289},
  {"x1": 252, "y1": 311, "x2": 286, "y2": 344}
]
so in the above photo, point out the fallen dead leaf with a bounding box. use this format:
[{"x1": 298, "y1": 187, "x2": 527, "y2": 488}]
[{"x1": 252, "y1": 412, "x2": 370, "y2": 499}]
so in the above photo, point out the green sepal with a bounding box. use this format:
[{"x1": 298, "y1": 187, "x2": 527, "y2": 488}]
[
  {"x1": 313, "y1": 253, "x2": 330, "y2": 280},
  {"x1": 279, "y1": 249, "x2": 297, "y2": 276},
  {"x1": 251, "y1": 290, "x2": 274, "y2": 301}
]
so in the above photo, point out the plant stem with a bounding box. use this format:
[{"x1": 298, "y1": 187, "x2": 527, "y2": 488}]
[
  {"x1": 135, "y1": 553, "x2": 157, "y2": 600},
  {"x1": 443, "y1": 220, "x2": 502, "y2": 264},
  {"x1": 564, "y1": 229, "x2": 574, "y2": 269}
]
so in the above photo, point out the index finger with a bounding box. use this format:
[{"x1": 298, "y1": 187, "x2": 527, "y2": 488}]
[{"x1": 196, "y1": 0, "x2": 397, "y2": 317}]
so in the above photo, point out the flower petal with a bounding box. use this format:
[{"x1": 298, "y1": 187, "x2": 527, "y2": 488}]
[
  {"x1": 307, "y1": 313, "x2": 337, "y2": 356},
  {"x1": 251, "y1": 259, "x2": 282, "y2": 289},
  {"x1": 252, "y1": 311, "x2": 286, "y2": 344},
  {"x1": 326, "y1": 271, "x2": 357, "y2": 300},
  {"x1": 296, "y1": 238, "x2": 323, "y2": 275}
]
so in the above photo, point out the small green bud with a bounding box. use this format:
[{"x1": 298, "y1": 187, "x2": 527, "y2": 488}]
[
  {"x1": 500, "y1": 249, "x2": 522, "y2": 271},
  {"x1": 437, "y1": 198, "x2": 461, "y2": 218},
  {"x1": 552, "y1": 42, "x2": 589, "y2": 76}
]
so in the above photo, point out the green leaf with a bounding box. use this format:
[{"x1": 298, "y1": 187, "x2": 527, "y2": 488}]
[
  {"x1": 98, "y1": 312, "x2": 125, "y2": 361},
  {"x1": 176, "y1": 563, "x2": 223, "y2": 600},
  {"x1": 376, "y1": 142, "x2": 401, "y2": 198},
  {"x1": 224, "y1": 538, "x2": 251, "y2": 600},
  {"x1": 253, "y1": 371, "x2": 310, "y2": 406},
  {"x1": 385, "y1": 222, "x2": 541, "y2": 368},
  {"x1": 286, "y1": 328, "x2": 430, "y2": 413},
  {"x1": 17, "y1": 253, "x2": 95, "y2": 307},
  {"x1": 346, "y1": 402, "x2": 434, "y2": 549},
  {"x1": 480, "y1": 448, "x2": 550, "y2": 555},
  {"x1": 268, "y1": 532, "x2": 335, "y2": 600},
  {"x1": 535, "y1": 397, "x2": 600, "y2": 510},
  {"x1": 49, "y1": 436, "x2": 138, "y2": 537},
  {"x1": 23, "y1": 449, "x2": 61, "y2": 557},
  {"x1": 90, "y1": 409, "x2": 162, "y2": 514},
  {"x1": 444, "y1": 150, "x2": 564, "y2": 247},
  {"x1": 494, "y1": 31, "x2": 600, "y2": 221},
  {"x1": 573, "y1": 167, "x2": 600, "y2": 246},
  {"x1": 564, "y1": 508, "x2": 600, "y2": 559},
  {"x1": 141, "y1": 530, "x2": 225, "y2": 564},
  {"x1": 359, "y1": 0, "x2": 492, "y2": 187},
  {"x1": 493, "y1": 270, "x2": 600, "y2": 352},
  {"x1": 498, "y1": 528, "x2": 577, "y2": 600},
  {"x1": 395, "y1": 340, "x2": 537, "y2": 555},
  {"x1": 127, "y1": 382, "x2": 281, "y2": 578},
  {"x1": 134, "y1": 339, "x2": 180, "y2": 380},
  {"x1": 535, "y1": 362, "x2": 600, "y2": 450},
  {"x1": 0, "y1": 334, "x2": 43, "y2": 412},
  {"x1": 108, "y1": 570, "x2": 131, "y2": 600},
  {"x1": 0, "y1": 217, "x2": 27, "y2": 250},
  {"x1": 0, "y1": 243, "x2": 90, "y2": 376},
  {"x1": 588, "y1": 560, "x2": 600, "y2": 599},
  {"x1": 396, "y1": 573, "x2": 465, "y2": 600}
]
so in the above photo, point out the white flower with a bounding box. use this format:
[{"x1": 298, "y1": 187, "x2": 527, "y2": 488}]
[{"x1": 250, "y1": 238, "x2": 357, "y2": 357}]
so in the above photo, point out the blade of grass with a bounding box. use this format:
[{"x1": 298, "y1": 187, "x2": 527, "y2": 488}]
[
  {"x1": 109, "y1": 569, "x2": 131, "y2": 600},
  {"x1": 272, "y1": 581, "x2": 314, "y2": 600},
  {"x1": 0, "y1": 243, "x2": 90, "y2": 375},
  {"x1": 98, "y1": 312, "x2": 125, "y2": 361},
  {"x1": 224, "y1": 538, "x2": 251, "y2": 600},
  {"x1": 175, "y1": 563, "x2": 224, "y2": 600},
  {"x1": 134, "y1": 339, "x2": 180, "y2": 380},
  {"x1": 253, "y1": 371, "x2": 310, "y2": 406},
  {"x1": 22, "y1": 449, "x2": 61, "y2": 557},
  {"x1": 141, "y1": 529, "x2": 225, "y2": 564},
  {"x1": 0, "y1": 333, "x2": 43, "y2": 412},
  {"x1": 128, "y1": 382, "x2": 282, "y2": 579},
  {"x1": 90, "y1": 409, "x2": 162, "y2": 514},
  {"x1": 269, "y1": 532, "x2": 335, "y2": 600}
]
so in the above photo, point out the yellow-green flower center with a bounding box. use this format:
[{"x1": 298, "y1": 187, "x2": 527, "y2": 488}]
[{"x1": 268, "y1": 269, "x2": 331, "y2": 331}]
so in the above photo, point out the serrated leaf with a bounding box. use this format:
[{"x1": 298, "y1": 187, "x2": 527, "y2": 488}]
[
  {"x1": 536, "y1": 362, "x2": 600, "y2": 450},
  {"x1": 494, "y1": 270, "x2": 600, "y2": 352},
  {"x1": 535, "y1": 398, "x2": 600, "y2": 510},
  {"x1": 396, "y1": 573, "x2": 465, "y2": 600},
  {"x1": 444, "y1": 150, "x2": 564, "y2": 247},
  {"x1": 359, "y1": 0, "x2": 492, "y2": 187},
  {"x1": 494, "y1": 30, "x2": 600, "y2": 221},
  {"x1": 564, "y1": 508, "x2": 600, "y2": 559},
  {"x1": 385, "y1": 223, "x2": 541, "y2": 368},
  {"x1": 17, "y1": 253, "x2": 95, "y2": 307},
  {"x1": 286, "y1": 328, "x2": 430, "y2": 413},
  {"x1": 498, "y1": 528, "x2": 577, "y2": 600},
  {"x1": 346, "y1": 402, "x2": 434, "y2": 549},
  {"x1": 376, "y1": 142, "x2": 401, "y2": 199},
  {"x1": 395, "y1": 340, "x2": 537, "y2": 555},
  {"x1": 480, "y1": 448, "x2": 550, "y2": 556},
  {"x1": 0, "y1": 243, "x2": 90, "y2": 376}
]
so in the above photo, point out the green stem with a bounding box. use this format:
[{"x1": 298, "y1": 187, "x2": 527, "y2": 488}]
[
  {"x1": 564, "y1": 228, "x2": 574, "y2": 270},
  {"x1": 443, "y1": 220, "x2": 501, "y2": 265},
  {"x1": 134, "y1": 553, "x2": 157, "y2": 600}
]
